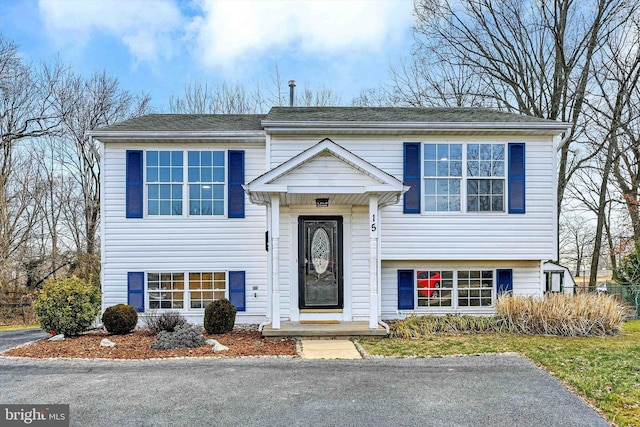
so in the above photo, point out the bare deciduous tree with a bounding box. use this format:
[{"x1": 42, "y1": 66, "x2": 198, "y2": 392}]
[
  {"x1": 407, "y1": 0, "x2": 636, "y2": 223},
  {"x1": 0, "y1": 35, "x2": 65, "y2": 282},
  {"x1": 53, "y1": 70, "x2": 152, "y2": 255}
]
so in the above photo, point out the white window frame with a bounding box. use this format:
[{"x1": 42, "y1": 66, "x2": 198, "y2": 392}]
[
  {"x1": 187, "y1": 150, "x2": 226, "y2": 217},
  {"x1": 422, "y1": 142, "x2": 506, "y2": 214},
  {"x1": 145, "y1": 271, "x2": 228, "y2": 311},
  {"x1": 144, "y1": 149, "x2": 228, "y2": 218},
  {"x1": 414, "y1": 268, "x2": 496, "y2": 310}
]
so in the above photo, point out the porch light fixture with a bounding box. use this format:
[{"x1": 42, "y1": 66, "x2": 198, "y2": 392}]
[{"x1": 315, "y1": 198, "x2": 329, "y2": 208}]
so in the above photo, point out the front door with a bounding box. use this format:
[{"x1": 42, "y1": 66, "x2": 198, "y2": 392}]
[{"x1": 298, "y1": 216, "x2": 343, "y2": 309}]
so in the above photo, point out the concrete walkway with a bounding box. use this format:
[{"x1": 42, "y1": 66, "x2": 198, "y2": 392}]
[{"x1": 300, "y1": 339, "x2": 362, "y2": 359}]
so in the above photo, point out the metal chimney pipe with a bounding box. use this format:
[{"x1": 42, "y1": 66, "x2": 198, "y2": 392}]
[{"x1": 288, "y1": 80, "x2": 296, "y2": 107}]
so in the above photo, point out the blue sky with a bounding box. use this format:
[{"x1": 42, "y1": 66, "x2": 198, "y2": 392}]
[{"x1": 1, "y1": 0, "x2": 415, "y2": 111}]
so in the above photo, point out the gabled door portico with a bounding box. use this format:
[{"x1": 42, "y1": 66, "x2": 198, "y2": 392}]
[{"x1": 245, "y1": 138, "x2": 407, "y2": 330}]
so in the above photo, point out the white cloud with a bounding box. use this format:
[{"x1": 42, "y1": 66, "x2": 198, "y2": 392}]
[
  {"x1": 38, "y1": 0, "x2": 183, "y2": 63},
  {"x1": 192, "y1": 0, "x2": 414, "y2": 70}
]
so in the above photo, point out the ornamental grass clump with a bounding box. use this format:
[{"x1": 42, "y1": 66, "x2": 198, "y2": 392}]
[
  {"x1": 34, "y1": 277, "x2": 101, "y2": 336},
  {"x1": 495, "y1": 293, "x2": 629, "y2": 336},
  {"x1": 390, "y1": 315, "x2": 501, "y2": 338},
  {"x1": 150, "y1": 323, "x2": 205, "y2": 350},
  {"x1": 102, "y1": 304, "x2": 138, "y2": 335}
]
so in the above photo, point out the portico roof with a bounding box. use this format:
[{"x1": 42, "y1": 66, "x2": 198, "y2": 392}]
[{"x1": 244, "y1": 138, "x2": 408, "y2": 207}]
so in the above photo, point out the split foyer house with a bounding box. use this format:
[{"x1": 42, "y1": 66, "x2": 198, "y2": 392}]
[{"x1": 91, "y1": 107, "x2": 569, "y2": 334}]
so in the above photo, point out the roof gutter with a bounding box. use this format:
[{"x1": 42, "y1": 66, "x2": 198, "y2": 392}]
[{"x1": 262, "y1": 120, "x2": 569, "y2": 131}]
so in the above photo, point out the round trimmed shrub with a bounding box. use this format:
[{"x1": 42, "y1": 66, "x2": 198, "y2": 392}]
[
  {"x1": 35, "y1": 277, "x2": 101, "y2": 336},
  {"x1": 102, "y1": 304, "x2": 138, "y2": 334},
  {"x1": 204, "y1": 299, "x2": 237, "y2": 334}
]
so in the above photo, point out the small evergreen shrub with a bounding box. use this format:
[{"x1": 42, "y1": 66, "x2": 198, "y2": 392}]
[
  {"x1": 204, "y1": 299, "x2": 237, "y2": 334},
  {"x1": 143, "y1": 310, "x2": 187, "y2": 334},
  {"x1": 34, "y1": 277, "x2": 101, "y2": 336},
  {"x1": 102, "y1": 304, "x2": 138, "y2": 334},
  {"x1": 150, "y1": 323, "x2": 205, "y2": 350}
]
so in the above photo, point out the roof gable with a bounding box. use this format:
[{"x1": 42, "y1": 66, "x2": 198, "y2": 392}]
[
  {"x1": 245, "y1": 139, "x2": 407, "y2": 206},
  {"x1": 248, "y1": 138, "x2": 403, "y2": 190}
]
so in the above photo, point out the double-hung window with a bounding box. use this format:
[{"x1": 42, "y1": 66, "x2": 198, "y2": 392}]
[
  {"x1": 424, "y1": 144, "x2": 462, "y2": 212},
  {"x1": 188, "y1": 151, "x2": 225, "y2": 216},
  {"x1": 466, "y1": 144, "x2": 505, "y2": 212},
  {"x1": 146, "y1": 151, "x2": 183, "y2": 216},
  {"x1": 189, "y1": 272, "x2": 226, "y2": 308},
  {"x1": 422, "y1": 143, "x2": 506, "y2": 213},
  {"x1": 145, "y1": 150, "x2": 226, "y2": 217}
]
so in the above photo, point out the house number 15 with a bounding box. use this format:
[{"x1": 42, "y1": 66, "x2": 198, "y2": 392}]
[{"x1": 371, "y1": 214, "x2": 377, "y2": 232}]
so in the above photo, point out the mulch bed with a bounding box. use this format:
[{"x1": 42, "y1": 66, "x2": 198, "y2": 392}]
[{"x1": 2, "y1": 329, "x2": 297, "y2": 359}]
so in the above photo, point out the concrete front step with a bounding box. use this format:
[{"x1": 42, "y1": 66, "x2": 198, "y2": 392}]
[{"x1": 261, "y1": 321, "x2": 388, "y2": 338}]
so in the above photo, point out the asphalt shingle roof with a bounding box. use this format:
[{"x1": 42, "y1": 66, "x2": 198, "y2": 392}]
[
  {"x1": 263, "y1": 107, "x2": 556, "y2": 123},
  {"x1": 96, "y1": 114, "x2": 266, "y2": 132},
  {"x1": 94, "y1": 107, "x2": 562, "y2": 133}
]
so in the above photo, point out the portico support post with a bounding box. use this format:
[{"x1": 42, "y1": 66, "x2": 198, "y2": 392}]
[
  {"x1": 369, "y1": 195, "x2": 379, "y2": 329},
  {"x1": 271, "y1": 194, "x2": 281, "y2": 329}
]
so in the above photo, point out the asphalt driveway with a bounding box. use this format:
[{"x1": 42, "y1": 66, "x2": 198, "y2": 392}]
[
  {"x1": 0, "y1": 328, "x2": 49, "y2": 352},
  {"x1": 0, "y1": 354, "x2": 610, "y2": 427}
]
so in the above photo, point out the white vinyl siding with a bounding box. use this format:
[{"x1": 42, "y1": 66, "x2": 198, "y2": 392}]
[
  {"x1": 269, "y1": 135, "x2": 557, "y2": 261},
  {"x1": 101, "y1": 142, "x2": 267, "y2": 324}
]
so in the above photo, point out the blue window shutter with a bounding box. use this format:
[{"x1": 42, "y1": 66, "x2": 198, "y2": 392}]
[
  {"x1": 496, "y1": 269, "x2": 513, "y2": 294},
  {"x1": 403, "y1": 142, "x2": 421, "y2": 213},
  {"x1": 397, "y1": 269, "x2": 415, "y2": 310},
  {"x1": 126, "y1": 150, "x2": 144, "y2": 218},
  {"x1": 229, "y1": 271, "x2": 246, "y2": 311},
  {"x1": 508, "y1": 143, "x2": 525, "y2": 214},
  {"x1": 127, "y1": 272, "x2": 145, "y2": 312},
  {"x1": 228, "y1": 150, "x2": 245, "y2": 218}
]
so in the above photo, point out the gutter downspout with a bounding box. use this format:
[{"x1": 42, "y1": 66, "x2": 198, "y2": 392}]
[
  {"x1": 259, "y1": 200, "x2": 273, "y2": 332},
  {"x1": 258, "y1": 317, "x2": 271, "y2": 332},
  {"x1": 378, "y1": 319, "x2": 390, "y2": 334}
]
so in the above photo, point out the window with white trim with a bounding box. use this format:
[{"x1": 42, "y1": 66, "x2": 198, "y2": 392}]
[
  {"x1": 415, "y1": 269, "x2": 495, "y2": 309},
  {"x1": 188, "y1": 151, "x2": 225, "y2": 216},
  {"x1": 145, "y1": 150, "x2": 226, "y2": 216},
  {"x1": 147, "y1": 271, "x2": 227, "y2": 310},
  {"x1": 457, "y1": 270, "x2": 494, "y2": 307},
  {"x1": 466, "y1": 144, "x2": 505, "y2": 212},
  {"x1": 423, "y1": 144, "x2": 462, "y2": 212},
  {"x1": 146, "y1": 151, "x2": 183, "y2": 215},
  {"x1": 417, "y1": 270, "x2": 453, "y2": 307},
  {"x1": 147, "y1": 273, "x2": 184, "y2": 309},
  {"x1": 188, "y1": 272, "x2": 226, "y2": 308},
  {"x1": 422, "y1": 143, "x2": 505, "y2": 213}
]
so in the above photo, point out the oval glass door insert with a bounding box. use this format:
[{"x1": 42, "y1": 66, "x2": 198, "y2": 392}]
[{"x1": 311, "y1": 227, "x2": 330, "y2": 274}]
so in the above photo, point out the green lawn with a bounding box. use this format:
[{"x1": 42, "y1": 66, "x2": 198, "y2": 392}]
[{"x1": 359, "y1": 320, "x2": 640, "y2": 427}]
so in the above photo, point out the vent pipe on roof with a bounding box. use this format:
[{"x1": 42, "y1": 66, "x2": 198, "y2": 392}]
[{"x1": 288, "y1": 80, "x2": 296, "y2": 107}]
